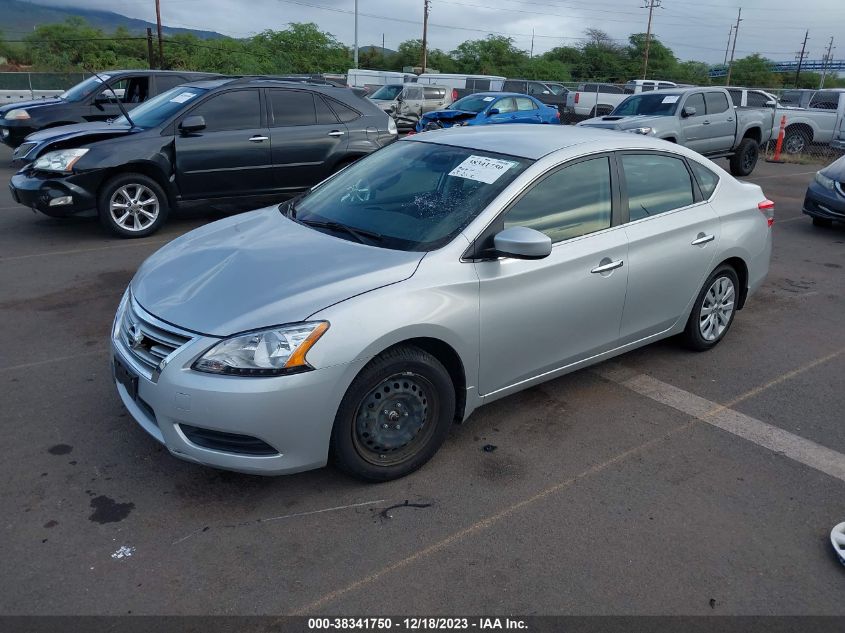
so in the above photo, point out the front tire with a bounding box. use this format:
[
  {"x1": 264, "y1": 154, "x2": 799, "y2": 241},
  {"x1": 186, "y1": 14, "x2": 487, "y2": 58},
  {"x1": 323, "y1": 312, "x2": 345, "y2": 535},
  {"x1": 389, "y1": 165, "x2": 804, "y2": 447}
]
[
  {"x1": 729, "y1": 138, "x2": 759, "y2": 177},
  {"x1": 683, "y1": 265, "x2": 740, "y2": 351},
  {"x1": 97, "y1": 173, "x2": 169, "y2": 238},
  {"x1": 330, "y1": 345, "x2": 455, "y2": 481}
]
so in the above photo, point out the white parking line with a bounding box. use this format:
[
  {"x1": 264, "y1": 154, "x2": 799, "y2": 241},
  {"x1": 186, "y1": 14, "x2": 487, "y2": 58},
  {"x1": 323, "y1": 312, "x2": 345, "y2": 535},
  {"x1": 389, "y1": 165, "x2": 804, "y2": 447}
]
[
  {"x1": 597, "y1": 362, "x2": 845, "y2": 484},
  {"x1": 0, "y1": 239, "x2": 169, "y2": 262}
]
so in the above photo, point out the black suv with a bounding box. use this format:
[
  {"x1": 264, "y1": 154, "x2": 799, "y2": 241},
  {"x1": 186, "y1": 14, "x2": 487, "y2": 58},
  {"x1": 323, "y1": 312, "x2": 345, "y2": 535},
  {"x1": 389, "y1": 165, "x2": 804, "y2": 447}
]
[
  {"x1": 0, "y1": 70, "x2": 218, "y2": 148},
  {"x1": 9, "y1": 77, "x2": 398, "y2": 237}
]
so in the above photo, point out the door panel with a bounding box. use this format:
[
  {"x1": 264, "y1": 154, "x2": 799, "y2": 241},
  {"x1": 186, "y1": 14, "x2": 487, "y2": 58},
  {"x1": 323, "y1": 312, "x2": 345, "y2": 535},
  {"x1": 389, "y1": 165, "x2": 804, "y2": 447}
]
[
  {"x1": 618, "y1": 153, "x2": 720, "y2": 343},
  {"x1": 476, "y1": 231, "x2": 628, "y2": 395},
  {"x1": 267, "y1": 90, "x2": 348, "y2": 191},
  {"x1": 476, "y1": 155, "x2": 628, "y2": 395},
  {"x1": 175, "y1": 89, "x2": 273, "y2": 199},
  {"x1": 704, "y1": 91, "x2": 735, "y2": 152},
  {"x1": 679, "y1": 92, "x2": 709, "y2": 152}
]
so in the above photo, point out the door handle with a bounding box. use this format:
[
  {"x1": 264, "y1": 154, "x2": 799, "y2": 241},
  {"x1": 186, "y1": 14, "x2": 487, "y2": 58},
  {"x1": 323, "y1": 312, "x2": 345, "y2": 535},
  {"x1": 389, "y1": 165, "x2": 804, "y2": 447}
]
[
  {"x1": 328, "y1": 130, "x2": 345, "y2": 137},
  {"x1": 248, "y1": 135, "x2": 268, "y2": 142},
  {"x1": 727, "y1": 118, "x2": 734, "y2": 122},
  {"x1": 702, "y1": 120, "x2": 711, "y2": 125},
  {"x1": 591, "y1": 259, "x2": 624, "y2": 274},
  {"x1": 691, "y1": 233, "x2": 715, "y2": 246}
]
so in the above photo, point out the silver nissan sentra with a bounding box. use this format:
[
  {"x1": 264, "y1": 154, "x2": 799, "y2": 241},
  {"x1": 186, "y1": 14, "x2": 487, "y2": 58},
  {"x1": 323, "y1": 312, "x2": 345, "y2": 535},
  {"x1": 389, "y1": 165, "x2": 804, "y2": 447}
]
[{"x1": 111, "y1": 125, "x2": 772, "y2": 481}]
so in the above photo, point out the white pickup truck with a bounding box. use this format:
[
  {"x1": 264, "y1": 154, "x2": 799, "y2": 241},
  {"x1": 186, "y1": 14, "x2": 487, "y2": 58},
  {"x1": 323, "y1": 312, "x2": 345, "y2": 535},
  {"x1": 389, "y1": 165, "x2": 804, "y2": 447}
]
[
  {"x1": 564, "y1": 79, "x2": 678, "y2": 119},
  {"x1": 774, "y1": 88, "x2": 845, "y2": 153}
]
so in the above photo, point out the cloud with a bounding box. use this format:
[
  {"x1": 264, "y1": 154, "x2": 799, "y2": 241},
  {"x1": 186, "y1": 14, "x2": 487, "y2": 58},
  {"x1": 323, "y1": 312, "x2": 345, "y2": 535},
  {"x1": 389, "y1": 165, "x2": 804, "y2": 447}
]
[{"x1": 29, "y1": 0, "x2": 845, "y2": 65}]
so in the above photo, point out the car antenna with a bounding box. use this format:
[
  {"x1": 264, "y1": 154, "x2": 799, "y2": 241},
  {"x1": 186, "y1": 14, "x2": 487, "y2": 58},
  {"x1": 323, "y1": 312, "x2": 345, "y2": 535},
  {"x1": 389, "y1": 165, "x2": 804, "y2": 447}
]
[{"x1": 84, "y1": 65, "x2": 136, "y2": 130}]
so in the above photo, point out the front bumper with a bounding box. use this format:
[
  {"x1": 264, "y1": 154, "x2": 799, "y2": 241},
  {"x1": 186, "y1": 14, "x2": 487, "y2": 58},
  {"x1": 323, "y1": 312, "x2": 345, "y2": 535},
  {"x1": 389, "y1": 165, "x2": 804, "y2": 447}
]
[
  {"x1": 111, "y1": 302, "x2": 366, "y2": 476},
  {"x1": 9, "y1": 169, "x2": 98, "y2": 217},
  {"x1": 0, "y1": 120, "x2": 36, "y2": 148},
  {"x1": 802, "y1": 180, "x2": 845, "y2": 222}
]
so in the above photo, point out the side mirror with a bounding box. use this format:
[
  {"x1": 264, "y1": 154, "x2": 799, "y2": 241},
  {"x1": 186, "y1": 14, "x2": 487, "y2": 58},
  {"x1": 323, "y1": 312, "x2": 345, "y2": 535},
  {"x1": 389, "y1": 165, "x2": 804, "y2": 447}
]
[
  {"x1": 179, "y1": 115, "x2": 206, "y2": 134},
  {"x1": 765, "y1": 99, "x2": 777, "y2": 108},
  {"x1": 492, "y1": 226, "x2": 552, "y2": 260},
  {"x1": 488, "y1": 108, "x2": 500, "y2": 116},
  {"x1": 682, "y1": 106, "x2": 697, "y2": 117}
]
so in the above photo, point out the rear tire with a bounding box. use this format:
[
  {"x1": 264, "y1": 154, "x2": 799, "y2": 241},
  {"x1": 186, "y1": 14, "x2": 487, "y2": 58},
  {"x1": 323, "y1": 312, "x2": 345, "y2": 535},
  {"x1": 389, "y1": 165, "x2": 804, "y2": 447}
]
[
  {"x1": 729, "y1": 138, "x2": 759, "y2": 177},
  {"x1": 812, "y1": 217, "x2": 833, "y2": 228},
  {"x1": 683, "y1": 265, "x2": 740, "y2": 352},
  {"x1": 97, "y1": 173, "x2": 169, "y2": 238},
  {"x1": 330, "y1": 345, "x2": 455, "y2": 481}
]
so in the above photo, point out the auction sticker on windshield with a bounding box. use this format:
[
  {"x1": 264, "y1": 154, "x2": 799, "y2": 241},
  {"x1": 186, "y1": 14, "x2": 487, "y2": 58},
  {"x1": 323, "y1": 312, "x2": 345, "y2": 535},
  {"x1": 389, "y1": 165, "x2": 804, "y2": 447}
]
[
  {"x1": 170, "y1": 92, "x2": 199, "y2": 104},
  {"x1": 662, "y1": 95, "x2": 680, "y2": 104},
  {"x1": 449, "y1": 155, "x2": 517, "y2": 184}
]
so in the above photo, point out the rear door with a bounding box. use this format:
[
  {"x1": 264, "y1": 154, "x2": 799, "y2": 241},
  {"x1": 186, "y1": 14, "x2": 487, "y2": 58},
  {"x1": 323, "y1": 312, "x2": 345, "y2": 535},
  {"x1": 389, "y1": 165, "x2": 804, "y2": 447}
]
[
  {"x1": 618, "y1": 152, "x2": 720, "y2": 343},
  {"x1": 703, "y1": 91, "x2": 735, "y2": 152},
  {"x1": 174, "y1": 88, "x2": 273, "y2": 199},
  {"x1": 422, "y1": 86, "x2": 447, "y2": 113},
  {"x1": 808, "y1": 91, "x2": 841, "y2": 141},
  {"x1": 514, "y1": 96, "x2": 541, "y2": 123},
  {"x1": 267, "y1": 89, "x2": 348, "y2": 192}
]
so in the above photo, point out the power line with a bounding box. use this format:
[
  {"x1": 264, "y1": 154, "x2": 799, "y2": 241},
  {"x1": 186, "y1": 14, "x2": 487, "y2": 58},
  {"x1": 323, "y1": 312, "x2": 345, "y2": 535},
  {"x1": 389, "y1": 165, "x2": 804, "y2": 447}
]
[
  {"x1": 794, "y1": 29, "x2": 809, "y2": 87},
  {"x1": 725, "y1": 7, "x2": 742, "y2": 85}
]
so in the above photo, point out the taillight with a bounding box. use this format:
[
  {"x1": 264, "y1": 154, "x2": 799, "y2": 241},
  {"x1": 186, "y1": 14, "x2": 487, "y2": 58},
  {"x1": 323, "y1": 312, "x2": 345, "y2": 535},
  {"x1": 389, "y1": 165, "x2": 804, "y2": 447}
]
[
  {"x1": 574, "y1": 92, "x2": 580, "y2": 104},
  {"x1": 556, "y1": 110, "x2": 561, "y2": 119},
  {"x1": 452, "y1": 88, "x2": 458, "y2": 101},
  {"x1": 758, "y1": 199, "x2": 774, "y2": 227}
]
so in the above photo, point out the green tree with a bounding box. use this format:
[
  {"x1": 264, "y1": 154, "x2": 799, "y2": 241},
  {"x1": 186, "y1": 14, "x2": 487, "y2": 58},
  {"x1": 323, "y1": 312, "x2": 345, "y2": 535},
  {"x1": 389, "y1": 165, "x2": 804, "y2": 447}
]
[
  {"x1": 726, "y1": 54, "x2": 779, "y2": 87},
  {"x1": 627, "y1": 34, "x2": 677, "y2": 80},
  {"x1": 451, "y1": 35, "x2": 529, "y2": 76},
  {"x1": 575, "y1": 29, "x2": 629, "y2": 81}
]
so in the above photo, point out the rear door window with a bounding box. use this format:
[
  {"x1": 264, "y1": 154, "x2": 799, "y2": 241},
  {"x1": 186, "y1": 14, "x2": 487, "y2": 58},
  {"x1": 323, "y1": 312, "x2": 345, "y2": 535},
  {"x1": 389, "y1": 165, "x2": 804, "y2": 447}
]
[
  {"x1": 705, "y1": 91, "x2": 730, "y2": 114},
  {"x1": 809, "y1": 91, "x2": 840, "y2": 110},
  {"x1": 423, "y1": 87, "x2": 444, "y2": 99},
  {"x1": 727, "y1": 89, "x2": 742, "y2": 107},
  {"x1": 516, "y1": 97, "x2": 537, "y2": 111},
  {"x1": 269, "y1": 90, "x2": 316, "y2": 127},
  {"x1": 315, "y1": 96, "x2": 339, "y2": 124},
  {"x1": 493, "y1": 97, "x2": 517, "y2": 113},
  {"x1": 621, "y1": 153, "x2": 695, "y2": 220}
]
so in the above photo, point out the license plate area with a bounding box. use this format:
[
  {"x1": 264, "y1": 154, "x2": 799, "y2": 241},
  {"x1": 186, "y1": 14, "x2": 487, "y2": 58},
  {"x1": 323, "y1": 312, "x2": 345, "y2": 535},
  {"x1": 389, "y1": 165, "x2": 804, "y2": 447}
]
[{"x1": 114, "y1": 356, "x2": 138, "y2": 400}]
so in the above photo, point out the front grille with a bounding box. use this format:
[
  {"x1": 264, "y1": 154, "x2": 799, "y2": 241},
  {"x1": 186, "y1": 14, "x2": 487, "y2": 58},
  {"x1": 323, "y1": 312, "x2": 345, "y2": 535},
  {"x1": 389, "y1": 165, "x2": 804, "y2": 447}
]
[
  {"x1": 180, "y1": 424, "x2": 279, "y2": 456},
  {"x1": 117, "y1": 297, "x2": 193, "y2": 378}
]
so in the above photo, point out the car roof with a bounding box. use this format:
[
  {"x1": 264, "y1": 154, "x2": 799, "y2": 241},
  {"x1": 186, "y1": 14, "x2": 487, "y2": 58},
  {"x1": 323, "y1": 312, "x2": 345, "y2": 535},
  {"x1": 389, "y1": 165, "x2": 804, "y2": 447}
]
[
  {"x1": 407, "y1": 124, "x2": 689, "y2": 160},
  {"x1": 460, "y1": 92, "x2": 538, "y2": 98}
]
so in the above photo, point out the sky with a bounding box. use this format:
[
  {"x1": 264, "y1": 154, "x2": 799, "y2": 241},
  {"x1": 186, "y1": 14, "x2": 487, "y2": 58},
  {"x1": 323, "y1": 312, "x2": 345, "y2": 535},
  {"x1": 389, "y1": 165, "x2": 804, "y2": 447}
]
[{"x1": 29, "y1": 0, "x2": 845, "y2": 66}]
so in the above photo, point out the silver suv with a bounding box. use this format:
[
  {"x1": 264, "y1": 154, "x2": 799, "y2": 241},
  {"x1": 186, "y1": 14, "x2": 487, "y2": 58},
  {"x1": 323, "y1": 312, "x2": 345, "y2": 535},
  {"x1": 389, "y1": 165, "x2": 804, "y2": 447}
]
[{"x1": 369, "y1": 83, "x2": 453, "y2": 130}]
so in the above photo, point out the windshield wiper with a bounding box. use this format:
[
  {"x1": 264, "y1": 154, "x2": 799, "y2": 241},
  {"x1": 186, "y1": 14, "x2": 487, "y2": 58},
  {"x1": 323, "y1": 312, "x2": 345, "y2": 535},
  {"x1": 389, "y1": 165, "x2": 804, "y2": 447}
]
[{"x1": 298, "y1": 218, "x2": 382, "y2": 244}]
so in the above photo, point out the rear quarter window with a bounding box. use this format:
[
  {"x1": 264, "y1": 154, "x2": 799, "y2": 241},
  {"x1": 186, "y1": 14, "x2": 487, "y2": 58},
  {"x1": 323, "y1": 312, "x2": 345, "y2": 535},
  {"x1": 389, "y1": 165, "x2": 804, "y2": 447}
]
[
  {"x1": 689, "y1": 161, "x2": 720, "y2": 200},
  {"x1": 326, "y1": 98, "x2": 361, "y2": 122}
]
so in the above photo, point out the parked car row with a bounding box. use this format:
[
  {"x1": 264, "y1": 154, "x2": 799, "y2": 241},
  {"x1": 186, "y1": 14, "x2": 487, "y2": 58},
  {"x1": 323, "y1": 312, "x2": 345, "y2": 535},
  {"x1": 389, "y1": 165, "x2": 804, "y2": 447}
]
[{"x1": 8, "y1": 76, "x2": 397, "y2": 236}]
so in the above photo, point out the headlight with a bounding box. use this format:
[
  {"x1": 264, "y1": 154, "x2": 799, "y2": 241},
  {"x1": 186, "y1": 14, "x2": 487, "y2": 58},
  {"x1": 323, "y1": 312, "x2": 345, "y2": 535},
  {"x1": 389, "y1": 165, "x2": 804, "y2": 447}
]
[
  {"x1": 32, "y1": 148, "x2": 89, "y2": 173},
  {"x1": 193, "y1": 321, "x2": 329, "y2": 376},
  {"x1": 626, "y1": 127, "x2": 654, "y2": 135},
  {"x1": 814, "y1": 171, "x2": 835, "y2": 190},
  {"x1": 5, "y1": 109, "x2": 30, "y2": 120},
  {"x1": 112, "y1": 289, "x2": 130, "y2": 339}
]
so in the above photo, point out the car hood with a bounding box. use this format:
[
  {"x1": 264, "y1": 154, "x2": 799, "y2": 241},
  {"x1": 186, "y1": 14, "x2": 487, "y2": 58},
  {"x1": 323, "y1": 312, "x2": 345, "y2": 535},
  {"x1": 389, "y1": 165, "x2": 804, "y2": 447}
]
[
  {"x1": 820, "y1": 154, "x2": 845, "y2": 180},
  {"x1": 131, "y1": 206, "x2": 425, "y2": 337},
  {"x1": 0, "y1": 97, "x2": 63, "y2": 115},
  {"x1": 578, "y1": 114, "x2": 666, "y2": 130},
  {"x1": 23, "y1": 121, "x2": 134, "y2": 144}
]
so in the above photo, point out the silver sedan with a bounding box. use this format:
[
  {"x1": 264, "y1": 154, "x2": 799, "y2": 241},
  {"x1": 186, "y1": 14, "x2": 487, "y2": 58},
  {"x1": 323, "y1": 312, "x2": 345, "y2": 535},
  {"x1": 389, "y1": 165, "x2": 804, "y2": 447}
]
[{"x1": 111, "y1": 125, "x2": 773, "y2": 481}]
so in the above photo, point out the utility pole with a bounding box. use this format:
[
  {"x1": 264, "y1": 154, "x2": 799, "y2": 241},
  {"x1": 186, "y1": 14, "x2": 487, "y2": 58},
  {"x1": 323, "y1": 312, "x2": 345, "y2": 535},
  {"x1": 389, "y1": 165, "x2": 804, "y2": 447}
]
[
  {"x1": 421, "y1": 0, "x2": 430, "y2": 73},
  {"x1": 641, "y1": 0, "x2": 660, "y2": 80},
  {"x1": 725, "y1": 7, "x2": 742, "y2": 86},
  {"x1": 820, "y1": 36, "x2": 835, "y2": 88},
  {"x1": 723, "y1": 25, "x2": 733, "y2": 66},
  {"x1": 146, "y1": 27, "x2": 154, "y2": 69},
  {"x1": 154, "y1": 0, "x2": 164, "y2": 69},
  {"x1": 794, "y1": 29, "x2": 809, "y2": 88},
  {"x1": 530, "y1": 28, "x2": 535, "y2": 59},
  {"x1": 353, "y1": 0, "x2": 359, "y2": 68}
]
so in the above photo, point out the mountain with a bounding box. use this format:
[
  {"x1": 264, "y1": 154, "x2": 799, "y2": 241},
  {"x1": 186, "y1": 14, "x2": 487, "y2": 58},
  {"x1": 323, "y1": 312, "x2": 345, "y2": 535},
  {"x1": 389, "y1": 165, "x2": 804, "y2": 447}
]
[{"x1": 0, "y1": 0, "x2": 225, "y2": 39}]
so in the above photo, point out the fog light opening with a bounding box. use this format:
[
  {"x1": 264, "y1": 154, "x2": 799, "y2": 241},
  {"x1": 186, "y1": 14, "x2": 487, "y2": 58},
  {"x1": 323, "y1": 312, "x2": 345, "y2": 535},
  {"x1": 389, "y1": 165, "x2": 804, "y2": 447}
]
[{"x1": 49, "y1": 195, "x2": 73, "y2": 207}]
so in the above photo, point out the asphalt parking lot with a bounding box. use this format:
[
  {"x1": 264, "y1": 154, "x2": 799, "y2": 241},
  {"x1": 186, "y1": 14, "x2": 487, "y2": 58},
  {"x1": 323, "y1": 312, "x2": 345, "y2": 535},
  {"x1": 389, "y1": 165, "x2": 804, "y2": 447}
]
[{"x1": 1, "y1": 144, "x2": 843, "y2": 616}]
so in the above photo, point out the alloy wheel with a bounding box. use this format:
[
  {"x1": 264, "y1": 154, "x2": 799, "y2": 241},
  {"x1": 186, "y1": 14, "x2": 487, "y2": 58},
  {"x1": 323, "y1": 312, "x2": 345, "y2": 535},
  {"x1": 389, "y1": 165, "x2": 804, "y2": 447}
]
[
  {"x1": 109, "y1": 184, "x2": 160, "y2": 232},
  {"x1": 699, "y1": 276, "x2": 735, "y2": 341}
]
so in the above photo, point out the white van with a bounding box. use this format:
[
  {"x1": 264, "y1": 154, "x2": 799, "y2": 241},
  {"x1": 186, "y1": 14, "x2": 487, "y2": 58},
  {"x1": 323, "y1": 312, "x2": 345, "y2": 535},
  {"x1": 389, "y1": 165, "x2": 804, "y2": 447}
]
[
  {"x1": 347, "y1": 69, "x2": 416, "y2": 93},
  {"x1": 416, "y1": 73, "x2": 506, "y2": 99}
]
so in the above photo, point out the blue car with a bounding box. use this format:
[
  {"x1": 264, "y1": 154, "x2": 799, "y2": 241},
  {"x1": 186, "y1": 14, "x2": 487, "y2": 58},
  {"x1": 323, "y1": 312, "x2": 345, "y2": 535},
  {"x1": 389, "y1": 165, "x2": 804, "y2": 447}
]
[{"x1": 415, "y1": 92, "x2": 561, "y2": 132}]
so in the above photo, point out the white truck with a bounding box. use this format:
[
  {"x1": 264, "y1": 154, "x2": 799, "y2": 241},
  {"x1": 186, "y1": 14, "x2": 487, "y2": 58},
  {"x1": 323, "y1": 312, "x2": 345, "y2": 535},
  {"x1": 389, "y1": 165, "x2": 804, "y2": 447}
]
[
  {"x1": 346, "y1": 69, "x2": 416, "y2": 93},
  {"x1": 773, "y1": 88, "x2": 845, "y2": 153},
  {"x1": 565, "y1": 79, "x2": 677, "y2": 119}
]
